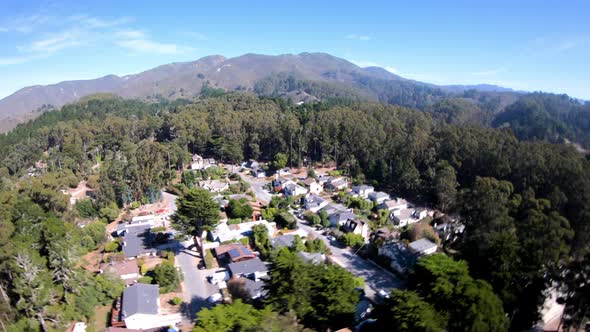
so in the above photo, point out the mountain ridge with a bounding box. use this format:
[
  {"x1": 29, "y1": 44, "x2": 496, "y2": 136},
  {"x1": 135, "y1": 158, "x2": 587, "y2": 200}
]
[{"x1": 0, "y1": 52, "x2": 518, "y2": 132}]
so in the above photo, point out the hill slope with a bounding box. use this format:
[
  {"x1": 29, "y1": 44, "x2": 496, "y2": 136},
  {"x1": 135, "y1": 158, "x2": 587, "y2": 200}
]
[{"x1": 0, "y1": 52, "x2": 513, "y2": 132}]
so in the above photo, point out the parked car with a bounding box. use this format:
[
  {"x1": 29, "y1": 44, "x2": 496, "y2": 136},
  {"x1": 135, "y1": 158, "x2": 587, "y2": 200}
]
[
  {"x1": 207, "y1": 293, "x2": 222, "y2": 304},
  {"x1": 377, "y1": 289, "x2": 390, "y2": 299},
  {"x1": 197, "y1": 261, "x2": 206, "y2": 270},
  {"x1": 326, "y1": 235, "x2": 336, "y2": 241}
]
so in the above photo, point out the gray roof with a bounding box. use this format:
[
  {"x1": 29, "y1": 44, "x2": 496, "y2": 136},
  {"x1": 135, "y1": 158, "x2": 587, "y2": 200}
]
[
  {"x1": 305, "y1": 194, "x2": 326, "y2": 208},
  {"x1": 369, "y1": 191, "x2": 390, "y2": 200},
  {"x1": 297, "y1": 252, "x2": 323, "y2": 264},
  {"x1": 122, "y1": 224, "x2": 156, "y2": 258},
  {"x1": 242, "y1": 278, "x2": 267, "y2": 299},
  {"x1": 270, "y1": 234, "x2": 296, "y2": 249},
  {"x1": 408, "y1": 238, "x2": 437, "y2": 253},
  {"x1": 352, "y1": 185, "x2": 374, "y2": 193},
  {"x1": 329, "y1": 211, "x2": 356, "y2": 223},
  {"x1": 122, "y1": 283, "x2": 159, "y2": 318},
  {"x1": 328, "y1": 178, "x2": 347, "y2": 187},
  {"x1": 228, "y1": 257, "x2": 268, "y2": 276},
  {"x1": 321, "y1": 203, "x2": 349, "y2": 216}
]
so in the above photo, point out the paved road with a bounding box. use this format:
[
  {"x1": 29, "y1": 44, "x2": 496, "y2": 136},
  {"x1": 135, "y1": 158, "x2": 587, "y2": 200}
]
[
  {"x1": 176, "y1": 241, "x2": 219, "y2": 320},
  {"x1": 296, "y1": 217, "x2": 405, "y2": 301},
  {"x1": 225, "y1": 165, "x2": 272, "y2": 204},
  {"x1": 163, "y1": 191, "x2": 219, "y2": 322}
]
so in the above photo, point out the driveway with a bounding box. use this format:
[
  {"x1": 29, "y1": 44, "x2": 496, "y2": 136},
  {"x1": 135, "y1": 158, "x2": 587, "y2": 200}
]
[{"x1": 296, "y1": 218, "x2": 405, "y2": 301}]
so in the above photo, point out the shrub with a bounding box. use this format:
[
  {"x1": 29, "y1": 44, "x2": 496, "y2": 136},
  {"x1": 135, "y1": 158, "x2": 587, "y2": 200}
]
[
  {"x1": 151, "y1": 226, "x2": 166, "y2": 233},
  {"x1": 340, "y1": 233, "x2": 365, "y2": 248},
  {"x1": 138, "y1": 276, "x2": 153, "y2": 284},
  {"x1": 104, "y1": 241, "x2": 120, "y2": 253},
  {"x1": 154, "y1": 261, "x2": 181, "y2": 293},
  {"x1": 140, "y1": 264, "x2": 150, "y2": 275},
  {"x1": 239, "y1": 237, "x2": 250, "y2": 246},
  {"x1": 172, "y1": 296, "x2": 182, "y2": 305}
]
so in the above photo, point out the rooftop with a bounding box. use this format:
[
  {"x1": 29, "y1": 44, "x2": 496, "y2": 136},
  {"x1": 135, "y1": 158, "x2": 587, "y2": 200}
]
[
  {"x1": 270, "y1": 234, "x2": 296, "y2": 249},
  {"x1": 121, "y1": 225, "x2": 157, "y2": 258},
  {"x1": 122, "y1": 284, "x2": 159, "y2": 318},
  {"x1": 408, "y1": 238, "x2": 437, "y2": 253},
  {"x1": 100, "y1": 260, "x2": 139, "y2": 277},
  {"x1": 228, "y1": 257, "x2": 268, "y2": 276}
]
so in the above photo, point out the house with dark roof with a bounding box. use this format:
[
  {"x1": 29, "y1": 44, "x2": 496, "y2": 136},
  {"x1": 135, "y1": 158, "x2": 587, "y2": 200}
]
[
  {"x1": 121, "y1": 284, "x2": 160, "y2": 329},
  {"x1": 304, "y1": 194, "x2": 328, "y2": 213},
  {"x1": 121, "y1": 224, "x2": 157, "y2": 259},
  {"x1": 343, "y1": 219, "x2": 370, "y2": 241},
  {"x1": 228, "y1": 257, "x2": 268, "y2": 281},
  {"x1": 242, "y1": 278, "x2": 267, "y2": 300},
  {"x1": 270, "y1": 234, "x2": 297, "y2": 249},
  {"x1": 378, "y1": 242, "x2": 417, "y2": 275},
  {"x1": 329, "y1": 210, "x2": 356, "y2": 227}
]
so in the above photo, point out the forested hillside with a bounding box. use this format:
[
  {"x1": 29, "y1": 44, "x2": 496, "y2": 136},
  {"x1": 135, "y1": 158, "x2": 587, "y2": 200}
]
[{"x1": 0, "y1": 93, "x2": 589, "y2": 330}]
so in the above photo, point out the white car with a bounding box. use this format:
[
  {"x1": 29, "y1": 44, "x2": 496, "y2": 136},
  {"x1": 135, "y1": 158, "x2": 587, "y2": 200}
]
[
  {"x1": 207, "y1": 293, "x2": 222, "y2": 304},
  {"x1": 377, "y1": 289, "x2": 390, "y2": 299}
]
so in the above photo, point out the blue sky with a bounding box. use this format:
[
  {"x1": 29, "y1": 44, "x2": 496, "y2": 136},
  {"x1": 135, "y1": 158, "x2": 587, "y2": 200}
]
[{"x1": 1, "y1": 0, "x2": 589, "y2": 99}]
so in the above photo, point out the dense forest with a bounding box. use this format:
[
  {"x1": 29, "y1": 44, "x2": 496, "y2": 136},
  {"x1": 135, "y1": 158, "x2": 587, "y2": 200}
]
[{"x1": 0, "y1": 92, "x2": 589, "y2": 330}]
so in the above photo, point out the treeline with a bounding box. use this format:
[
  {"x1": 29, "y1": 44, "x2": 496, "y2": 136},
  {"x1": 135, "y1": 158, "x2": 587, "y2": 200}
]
[{"x1": 0, "y1": 93, "x2": 589, "y2": 329}]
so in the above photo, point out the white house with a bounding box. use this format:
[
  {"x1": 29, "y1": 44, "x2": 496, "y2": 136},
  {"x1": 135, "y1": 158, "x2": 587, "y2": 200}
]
[
  {"x1": 408, "y1": 238, "x2": 437, "y2": 256},
  {"x1": 343, "y1": 219, "x2": 370, "y2": 241},
  {"x1": 391, "y1": 208, "x2": 418, "y2": 227},
  {"x1": 122, "y1": 284, "x2": 161, "y2": 329},
  {"x1": 325, "y1": 177, "x2": 348, "y2": 191},
  {"x1": 191, "y1": 154, "x2": 205, "y2": 170},
  {"x1": 368, "y1": 191, "x2": 390, "y2": 204},
  {"x1": 209, "y1": 220, "x2": 276, "y2": 243},
  {"x1": 302, "y1": 178, "x2": 323, "y2": 195},
  {"x1": 199, "y1": 180, "x2": 229, "y2": 193},
  {"x1": 304, "y1": 194, "x2": 328, "y2": 213},
  {"x1": 377, "y1": 198, "x2": 409, "y2": 211},
  {"x1": 351, "y1": 185, "x2": 374, "y2": 198},
  {"x1": 284, "y1": 182, "x2": 308, "y2": 197}
]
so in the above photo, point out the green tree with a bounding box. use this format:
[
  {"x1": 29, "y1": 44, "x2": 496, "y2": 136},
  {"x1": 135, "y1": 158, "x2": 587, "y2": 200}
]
[
  {"x1": 375, "y1": 289, "x2": 446, "y2": 332},
  {"x1": 154, "y1": 261, "x2": 181, "y2": 293},
  {"x1": 75, "y1": 198, "x2": 97, "y2": 218},
  {"x1": 433, "y1": 161, "x2": 458, "y2": 212},
  {"x1": 193, "y1": 300, "x2": 262, "y2": 332},
  {"x1": 410, "y1": 254, "x2": 509, "y2": 331},
  {"x1": 226, "y1": 199, "x2": 254, "y2": 220},
  {"x1": 172, "y1": 188, "x2": 220, "y2": 252},
  {"x1": 272, "y1": 153, "x2": 288, "y2": 170}
]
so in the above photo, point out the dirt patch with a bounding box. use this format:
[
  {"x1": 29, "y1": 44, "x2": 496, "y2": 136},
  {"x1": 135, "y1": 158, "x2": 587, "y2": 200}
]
[
  {"x1": 159, "y1": 292, "x2": 183, "y2": 314},
  {"x1": 138, "y1": 256, "x2": 164, "y2": 271},
  {"x1": 80, "y1": 247, "x2": 104, "y2": 273}
]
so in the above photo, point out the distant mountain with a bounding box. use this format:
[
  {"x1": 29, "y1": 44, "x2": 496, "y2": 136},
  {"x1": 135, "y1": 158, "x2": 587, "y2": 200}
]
[{"x1": 0, "y1": 52, "x2": 520, "y2": 133}]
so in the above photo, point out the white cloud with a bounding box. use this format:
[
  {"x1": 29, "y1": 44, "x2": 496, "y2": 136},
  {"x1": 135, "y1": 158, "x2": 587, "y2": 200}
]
[
  {"x1": 116, "y1": 38, "x2": 194, "y2": 55},
  {"x1": 115, "y1": 30, "x2": 145, "y2": 39},
  {"x1": 346, "y1": 34, "x2": 373, "y2": 41},
  {"x1": 22, "y1": 30, "x2": 82, "y2": 53},
  {"x1": 385, "y1": 66, "x2": 399, "y2": 74},
  {"x1": 69, "y1": 15, "x2": 132, "y2": 29},
  {"x1": 471, "y1": 67, "x2": 506, "y2": 76}
]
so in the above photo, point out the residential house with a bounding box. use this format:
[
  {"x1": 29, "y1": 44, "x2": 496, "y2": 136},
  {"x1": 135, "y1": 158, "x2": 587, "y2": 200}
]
[
  {"x1": 343, "y1": 219, "x2": 370, "y2": 241},
  {"x1": 329, "y1": 210, "x2": 356, "y2": 227},
  {"x1": 351, "y1": 185, "x2": 374, "y2": 198},
  {"x1": 190, "y1": 154, "x2": 205, "y2": 170},
  {"x1": 242, "y1": 278, "x2": 267, "y2": 300},
  {"x1": 377, "y1": 198, "x2": 409, "y2": 211},
  {"x1": 302, "y1": 178, "x2": 323, "y2": 195},
  {"x1": 121, "y1": 284, "x2": 160, "y2": 329},
  {"x1": 368, "y1": 191, "x2": 390, "y2": 204},
  {"x1": 316, "y1": 174, "x2": 333, "y2": 186},
  {"x1": 270, "y1": 234, "x2": 297, "y2": 249},
  {"x1": 120, "y1": 224, "x2": 157, "y2": 259},
  {"x1": 284, "y1": 182, "x2": 308, "y2": 197},
  {"x1": 408, "y1": 238, "x2": 437, "y2": 256},
  {"x1": 391, "y1": 208, "x2": 418, "y2": 227},
  {"x1": 412, "y1": 208, "x2": 428, "y2": 220},
  {"x1": 99, "y1": 260, "x2": 140, "y2": 285},
  {"x1": 209, "y1": 220, "x2": 276, "y2": 243},
  {"x1": 320, "y1": 203, "x2": 351, "y2": 217},
  {"x1": 199, "y1": 180, "x2": 229, "y2": 193},
  {"x1": 325, "y1": 177, "x2": 348, "y2": 191},
  {"x1": 297, "y1": 252, "x2": 324, "y2": 264},
  {"x1": 252, "y1": 168, "x2": 266, "y2": 178},
  {"x1": 371, "y1": 227, "x2": 400, "y2": 245},
  {"x1": 243, "y1": 160, "x2": 260, "y2": 169},
  {"x1": 378, "y1": 242, "x2": 417, "y2": 275},
  {"x1": 304, "y1": 194, "x2": 328, "y2": 213},
  {"x1": 276, "y1": 168, "x2": 292, "y2": 176},
  {"x1": 214, "y1": 243, "x2": 256, "y2": 264},
  {"x1": 228, "y1": 257, "x2": 268, "y2": 281}
]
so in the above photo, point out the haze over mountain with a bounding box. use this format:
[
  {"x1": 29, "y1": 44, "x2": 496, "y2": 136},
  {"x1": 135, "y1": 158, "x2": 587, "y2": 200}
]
[{"x1": 0, "y1": 52, "x2": 517, "y2": 132}]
